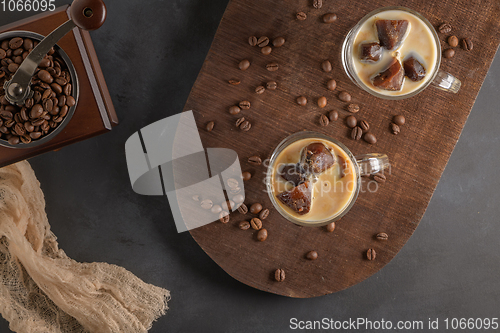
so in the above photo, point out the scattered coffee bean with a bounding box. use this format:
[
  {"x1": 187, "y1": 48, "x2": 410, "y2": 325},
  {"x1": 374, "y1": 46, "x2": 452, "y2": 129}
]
[
  {"x1": 261, "y1": 46, "x2": 272, "y2": 55},
  {"x1": 319, "y1": 114, "x2": 329, "y2": 126},
  {"x1": 448, "y1": 35, "x2": 459, "y2": 47},
  {"x1": 443, "y1": 48, "x2": 455, "y2": 58},
  {"x1": 255, "y1": 85, "x2": 266, "y2": 95},
  {"x1": 376, "y1": 232, "x2": 389, "y2": 241},
  {"x1": 393, "y1": 115, "x2": 405, "y2": 126},
  {"x1": 211, "y1": 205, "x2": 222, "y2": 214},
  {"x1": 318, "y1": 96, "x2": 327, "y2": 108},
  {"x1": 313, "y1": 0, "x2": 322, "y2": 8},
  {"x1": 275, "y1": 268, "x2": 285, "y2": 282},
  {"x1": 273, "y1": 37, "x2": 285, "y2": 47},
  {"x1": 229, "y1": 105, "x2": 241, "y2": 115},
  {"x1": 296, "y1": 96, "x2": 307, "y2": 106},
  {"x1": 257, "y1": 36, "x2": 270, "y2": 47},
  {"x1": 248, "y1": 155, "x2": 262, "y2": 165},
  {"x1": 242, "y1": 171, "x2": 252, "y2": 181},
  {"x1": 364, "y1": 132, "x2": 377, "y2": 144},
  {"x1": 390, "y1": 123, "x2": 400, "y2": 135},
  {"x1": 266, "y1": 62, "x2": 279, "y2": 71},
  {"x1": 200, "y1": 199, "x2": 213, "y2": 210},
  {"x1": 373, "y1": 173, "x2": 386, "y2": 183},
  {"x1": 306, "y1": 250, "x2": 318, "y2": 260},
  {"x1": 327, "y1": 79, "x2": 337, "y2": 91},
  {"x1": 239, "y1": 221, "x2": 251, "y2": 230},
  {"x1": 359, "y1": 120, "x2": 370, "y2": 131},
  {"x1": 250, "y1": 203, "x2": 263, "y2": 214},
  {"x1": 228, "y1": 79, "x2": 241, "y2": 85},
  {"x1": 347, "y1": 104, "x2": 360, "y2": 113},
  {"x1": 461, "y1": 38, "x2": 473, "y2": 51},
  {"x1": 239, "y1": 59, "x2": 250, "y2": 70},
  {"x1": 438, "y1": 23, "x2": 452, "y2": 34},
  {"x1": 323, "y1": 13, "x2": 337, "y2": 23},
  {"x1": 328, "y1": 110, "x2": 338, "y2": 122},
  {"x1": 325, "y1": 222, "x2": 336, "y2": 232},
  {"x1": 259, "y1": 208, "x2": 270, "y2": 220},
  {"x1": 239, "y1": 120, "x2": 252, "y2": 131},
  {"x1": 206, "y1": 121, "x2": 215, "y2": 132},
  {"x1": 338, "y1": 91, "x2": 351, "y2": 102},
  {"x1": 238, "y1": 203, "x2": 249, "y2": 214},
  {"x1": 266, "y1": 81, "x2": 277, "y2": 90},
  {"x1": 239, "y1": 101, "x2": 251, "y2": 109},
  {"x1": 366, "y1": 248, "x2": 376, "y2": 261},
  {"x1": 250, "y1": 217, "x2": 263, "y2": 230},
  {"x1": 346, "y1": 115, "x2": 357, "y2": 128},
  {"x1": 321, "y1": 60, "x2": 332, "y2": 72},
  {"x1": 235, "y1": 117, "x2": 245, "y2": 127},
  {"x1": 248, "y1": 36, "x2": 257, "y2": 46},
  {"x1": 296, "y1": 12, "x2": 307, "y2": 20},
  {"x1": 351, "y1": 126, "x2": 362, "y2": 140},
  {"x1": 219, "y1": 211, "x2": 230, "y2": 223},
  {"x1": 9, "y1": 37, "x2": 23, "y2": 50},
  {"x1": 257, "y1": 228, "x2": 268, "y2": 241}
]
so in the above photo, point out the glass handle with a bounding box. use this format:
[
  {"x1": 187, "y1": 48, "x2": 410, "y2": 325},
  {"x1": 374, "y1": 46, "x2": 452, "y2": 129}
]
[
  {"x1": 432, "y1": 69, "x2": 461, "y2": 93},
  {"x1": 355, "y1": 154, "x2": 390, "y2": 177}
]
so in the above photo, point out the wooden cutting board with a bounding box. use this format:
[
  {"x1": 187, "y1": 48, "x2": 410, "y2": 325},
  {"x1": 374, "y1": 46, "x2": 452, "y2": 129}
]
[{"x1": 184, "y1": 0, "x2": 500, "y2": 297}]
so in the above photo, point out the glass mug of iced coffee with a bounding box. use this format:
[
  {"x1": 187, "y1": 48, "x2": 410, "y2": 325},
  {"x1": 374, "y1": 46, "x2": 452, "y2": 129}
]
[
  {"x1": 341, "y1": 6, "x2": 461, "y2": 99},
  {"x1": 266, "y1": 132, "x2": 389, "y2": 227}
]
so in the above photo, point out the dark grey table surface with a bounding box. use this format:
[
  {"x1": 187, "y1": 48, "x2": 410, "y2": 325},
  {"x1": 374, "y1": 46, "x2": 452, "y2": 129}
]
[{"x1": 1, "y1": 1, "x2": 500, "y2": 332}]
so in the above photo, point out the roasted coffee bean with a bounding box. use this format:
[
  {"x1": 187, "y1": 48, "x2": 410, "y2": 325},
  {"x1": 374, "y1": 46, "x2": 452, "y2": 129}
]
[
  {"x1": 24, "y1": 122, "x2": 34, "y2": 132},
  {"x1": 8, "y1": 136, "x2": 19, "y2": 145},
  {"x1": 448, "y1": 35, "x2": 459, "y2": 47},
  {"x1": 9, "y1": 37, "x2": 23, "y2": 49},
  {"x1": 20, "y1": 134, "x2": 31, "y2": 144},
  {"x1": 325, "y1": 221, "x2": 336, "y2": 232},
  {"x1": 219, "y1": 211, "x2": 230, "y2": 223},
  {"x1": 238, "y1": 203, "x2": 249, "y2": 214},
  {"x1": 239, "y1": 120, "x2": 251, "y2": 131},
  {"x1": 24, "y1": 98, "x2": 34, "y2": 109},
  {"x1": 239, "y1": 59, "x2": 250, "y2": 70},
  {"x1": 248, "y1": 36, "x2": 258, "y2": 46},
  {"x1": 200, "y1": 199, "x2": 213, "y2": 210},
  {"x1": 438, "y1": 23, "x2": 452, "y2": 33},
  {"x1": 328, "y1": 110, "x2": 338, "y2": 122},
  {"x1": 273, "y1": 37, "x2": 285, "y2": 47},
  {"x1": 0, "y1": 49, "x2": 5, "y2": 60},
  {"x1": 53, "y1": 115, "x2": 64, "y2": 123},
  {"x1": 0, "y1": 110, "x2": 12, "y2": 120},
  {"x1": 250, "y1": 203, "x2": 263, "y2": 214},
  {"x1": 364, "y1": 132, "x2": 377, "y2": 144},
  {"x1": 376, "y1": 232, "x2": 389, "y2": 241},
  {"x1": 339, "y1": 91, "x2": 351, "y2": 102},
  {"x1": 390, "y1": 123, "x2": 400, "y2": 135},
  {"x1": 49, "y1": 120, "x2": 57, "y2": 128},
  {"x1": 39, "y1": 58, "x2": 50, "y2": 68},
  {"x1": 29, "y1": 131, "x2": 42, "y2": 139},
  {"x1": 359, "y1": 120, "x2": 370, "y2": 131},
  {"x1": 235, "y1": 117, "x2": 245, "y2": 127},
  {"x1": 257, "y1": 228, "x2": 268, "y2": 241},
  {"x1": 248, "y1": 155, "x2": 262, "y2": 165},
  {"x1": 367, "y1": 249, "x2": 376, "y2": 261},
  {"x1": 323, "y1": 13, "x2": 337, "y2": 23},
  {"x1": 59, "y1": 105, "x2": 68, "y2": 117},
  {"x1": 259, "y1": 208, "x2": 270, "y2": 220},
  {"x1": 47, "y1": 67, "x2": 57, "y2": 76},
  {"x1": 321, "y1": 60, "x2": 332, "y2": 72},
  {"x1": 461, "y1": 38, "x2": 473, "y2": 51},
  {"x1": 257, "y1": 36, "x2": 270, "y2": 47},
  {"x1": 4, "y1": 119, "x2": 14, "y2": 128},
  {"x1": 37, "y1": 69, "x2": 53, "y2": 84},
  {"x1": 239, "y1": 221, "x2": 251, "y2": 230},
  {"x1": 250, "y1": 217, "x2": 262, "y2": 230},
  {"x1": 296, "y1": 96, "x2": 307, "y2": 106},
  {"x1": 393, "y1": 115, "x2": 405, "y2": 126},
  {"x1": 0, "y1": 71, "x2": 4, "y2": 78},
  {"x1": 240, "y1": 172, "x2": 251, "y2": 182},
  {"x1": 296, "y1": 12, "x2": 307, "y2": 20},
  {"x1": 261, "y1": 46, "x2": 272, "y2": 55},
  {"x1": 13, "y1": 123, "x2": 24, "y2": 136},
  {"x1": 275, "y1": 268, "x2": 285, "y2": 282},
  {"x1": 43, "y1": 99, "x2": 54, "y2": 113},
  {"x1": 13, "y1": 113, "x2": 21, "y2": 123},
  {"x1": 228, "y1": 79, "x2": 240, "y2": 85},
  {"x1": 30, "y1": 104, "x2": 43, "y2": 119},
  {"x1": 31, "y1": 119, "x2": 44, "y2": 127},
  {"x1": 318, "y1": 96, "x2": 327, "y2": 108},
  {"x1": 351, "y1": 126, "x2": 362, "y2": 140},
  {"x1": 255, "y1": 85, "x2": 266, "y2": 94},
  {"x1": 229, "y1": 105, "x2": 241, "y2": 115},
  {"x1": 0, "y1": 40, "x2": 7, "y2": 50},
  {"x1": 373, "y1": 173, "x2": 386, "y2": 183},
  {"x1": 327, "y1": 79, "x2": 337, "y2": 91},
  {"x1": 58, "y1": 95, "x2": 67, "y2": 107},
  {"x1": 206, "y1": 121, "x2": 215, "y2": 132},
  {"x1": 0, "y1": 126, "x2": 7, "y2": 134},
  {"x1": 266, "y1": 81, "x2": 277, "y2": 90},
  {"x1": 50, "y1": 83, "x2": 62, "y2": 94},
  {"x1": 347, "y1": 104, "x2": 360, "y2": 113},
  {"x1": 7, "y1": 63, "x2": 18, "y2": 73},
  {"x1": 266, "y1": 62, "x2": 279, "y2": 71},
  {"x1": 346, "y1": 115, "x2": 357, "y2": 128},
  {"x1": 306, "y1": 250, "x2": 318, "y2": 260},
  {"x1": 443, "y1": 48, "x2": 455, "y2": 58},
  {"x1": 313, "y1": 0, "x2": 322, "y2": 9},
  {"x1": 33, "y1": 91, "x2": 41, "y2": 103},
  {"x1": 23, "y1": 38, "x2": 33, "y2": 50},
  {"x1": 66, "y1": 96, "x2": 76, "y2": 107},
  {"x1": 42, "y1": 89, "x2": 52, "y2": 100},
  {"x1": 319, "y1": 114, "x2": 329, "y2": 126},
  {"x1": 239, "y1": 100, "x2": 251, "y2": 109}
]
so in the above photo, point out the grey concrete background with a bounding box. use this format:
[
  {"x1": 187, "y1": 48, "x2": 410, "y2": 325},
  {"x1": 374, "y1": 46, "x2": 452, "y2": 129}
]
[{"x1": 1, "y1": 1, "x2": 500, "y2": 332}]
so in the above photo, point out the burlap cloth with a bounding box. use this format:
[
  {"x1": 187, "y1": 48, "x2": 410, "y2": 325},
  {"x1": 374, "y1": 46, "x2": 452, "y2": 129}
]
[{"x1": 0, "y1": 161, "x2": 170, "y2": 333}]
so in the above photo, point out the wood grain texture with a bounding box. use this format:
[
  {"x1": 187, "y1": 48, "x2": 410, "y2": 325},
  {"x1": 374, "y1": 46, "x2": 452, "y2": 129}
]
[
  {"x1": 185, "y1": 0, "x2": 500, "y2": 297},
  {"x1": 0, "y1": 6, "x2": 117, "y2": 168}
]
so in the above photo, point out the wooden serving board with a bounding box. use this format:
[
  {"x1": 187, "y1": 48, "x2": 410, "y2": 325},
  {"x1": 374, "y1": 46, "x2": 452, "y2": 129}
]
[{"x1": 184, "y1": 0, "x2": 500, "y2": 297}]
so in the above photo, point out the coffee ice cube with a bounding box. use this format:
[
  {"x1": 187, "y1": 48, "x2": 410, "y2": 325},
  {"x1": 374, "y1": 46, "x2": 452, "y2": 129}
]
[
  {"x1": 376, "y1": 20, "x2": 409, "y2": 50},
  {"x1": 301, "y1": 142, "x2": 336, "y2": 174},
  {"x1": 279, "y1": 163, "x2": 308, "y2": 187},
  {"x1": 403, "y1": 57, "x2": 426, "y2": 81},
  {"x1": 372, "y1": 58, "x2": 404, "y2": 91},
  {"x1": 360, "y1": 42, "x2": 382, "y2": 62},
  {"x1": 276, "y1": 181, "x2": 312, "y2": 215}
]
